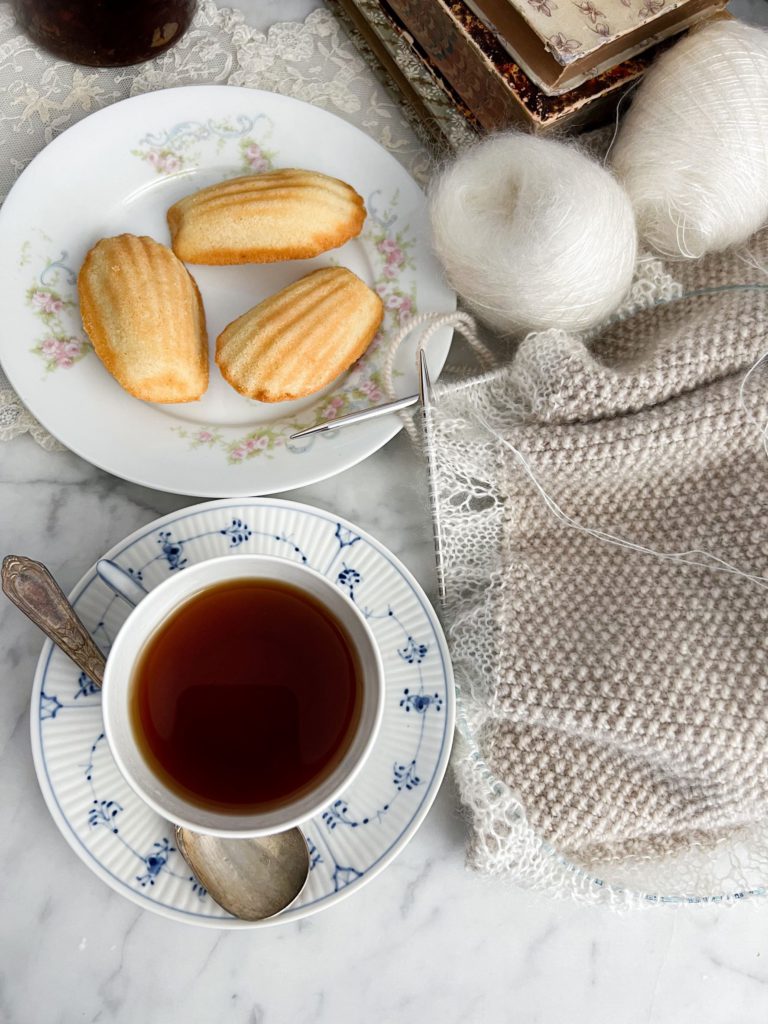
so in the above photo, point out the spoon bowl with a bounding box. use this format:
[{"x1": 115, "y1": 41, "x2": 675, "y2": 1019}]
[{"x1": 175, "y1": 825, "x2": 310, "y2": 921}]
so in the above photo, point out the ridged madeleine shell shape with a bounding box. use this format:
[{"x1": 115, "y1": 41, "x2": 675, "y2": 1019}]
[
  {"x1": 216, "y1": 267, "x2": 384, "y2": 403},
  {"x1": 167, "y1": 169, "x2": 366, "y2": 265},
  {"x1": 78, "y1": 234, "x2": 208, "y2": 403}
]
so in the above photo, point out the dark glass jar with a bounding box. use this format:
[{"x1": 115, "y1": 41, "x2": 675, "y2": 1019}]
[{"x1": 12, "y1": 0, "x2": 198, "y2": 67}]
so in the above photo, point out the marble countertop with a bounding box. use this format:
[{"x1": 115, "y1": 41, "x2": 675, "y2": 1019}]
[{"x1": 3, "y1": 1, "x2": 768, "y2": 1021}]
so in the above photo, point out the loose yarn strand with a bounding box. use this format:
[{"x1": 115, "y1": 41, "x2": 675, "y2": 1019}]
[
  {"x1": 601, "y1": 78, "x2": 642, "y2": 167},
  {"x1": 738, "y1": 349, "x2": 768, "y2": 458},
  {"x1": 476, "y1": 412, "x2": 768, "y2": 592},
  {"x1": 735, "y1": 253, "x2": 768, "y2": 456}
]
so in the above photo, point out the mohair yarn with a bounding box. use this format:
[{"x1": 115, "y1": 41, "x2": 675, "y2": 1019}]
[
  {"x1": 610, "y1": 20, "x2": 768, "y2": 259},
  {"x1": 428, "y1": 133, "x2": 637, "y2": 335}
]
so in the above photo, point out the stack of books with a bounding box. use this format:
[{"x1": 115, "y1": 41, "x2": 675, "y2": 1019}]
[{"x1": 328, "y1": 0, "x2": 726, "y2": 141}]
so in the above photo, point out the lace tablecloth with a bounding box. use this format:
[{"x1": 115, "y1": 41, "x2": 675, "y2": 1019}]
[{"x1": 0, "y1": 0, "x2": 427, "y2": 449}]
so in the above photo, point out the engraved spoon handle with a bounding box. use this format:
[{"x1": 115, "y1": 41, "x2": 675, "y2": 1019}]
[{"x1": 1, "y1": 555, "x2": 105, "y2": 686}]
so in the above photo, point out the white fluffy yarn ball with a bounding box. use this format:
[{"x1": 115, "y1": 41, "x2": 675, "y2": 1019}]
[
  {"x1": 610, "y1": 20, "x2": 768, "y2": 259},
  {"x1": 428, "y1": 133, "x2": 637, "y2": 335}
]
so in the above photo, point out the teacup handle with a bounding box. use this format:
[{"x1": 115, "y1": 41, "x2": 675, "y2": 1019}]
[{"x1": 1, "y1": 555, "x2": 106, "y2": 687}]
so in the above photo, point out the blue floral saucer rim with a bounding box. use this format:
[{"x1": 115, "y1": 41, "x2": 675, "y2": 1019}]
[{"x1": 30, "y1": 498, "x2": 455, "y2": 928}]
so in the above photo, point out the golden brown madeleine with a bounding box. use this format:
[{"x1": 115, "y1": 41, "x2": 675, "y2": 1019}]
[
  {"x1": 167, "y1": 169, "x2": 367, "y2": 265},
  {"x1": 216, "y1": 267, "x2": 384, "y2": 403},
  {"x1": 78, "y1": 234, "x2": 208, "y2": 403}
]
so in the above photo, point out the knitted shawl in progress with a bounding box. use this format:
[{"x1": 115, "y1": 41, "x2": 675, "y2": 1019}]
[{"x1": 435, "y1": 241, "x2": 768, "y2": 905}]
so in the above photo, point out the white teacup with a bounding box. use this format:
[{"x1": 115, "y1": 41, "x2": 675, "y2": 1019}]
[{"x1": 101, "y1": 555, "x2": 384, "y2": 838}]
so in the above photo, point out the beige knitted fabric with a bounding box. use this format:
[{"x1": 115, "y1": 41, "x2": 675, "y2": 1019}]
[{"x1": 435, "y1": 239, "x2": 768, "y2": 901}]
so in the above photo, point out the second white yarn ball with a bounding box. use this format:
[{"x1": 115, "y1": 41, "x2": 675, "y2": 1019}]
[
  {"x1": 610, "y1": 20, "x2": 768, "y2": 259},
  {"x1": 428, "y1": 133, "x2": 637, "y2": 335}
]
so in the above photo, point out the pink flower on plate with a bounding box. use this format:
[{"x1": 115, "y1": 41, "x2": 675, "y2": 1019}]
[
  {"x1": 385, "y1": 293, "x2": 405, "y2": 311},
  {"x1": 245, "y1": 144, "x2": 269, "y2": 171},
  {"x1": 37, "y1": 334, "x2": 85, "y2": 370},
  {"x1": 160, "y1": 153, "x2": 181, "y2": 173},
  {"x1": 40, "y1": 337, "x2": 60, "y2": 356},
  {"x1": 62, "y1": 338, "x2": 82, "y2": 357},
  {"x1": 360, "y1": 379, "x2": 383, "y2": 401},
  {"x1": 147, "y1": 150, "x2": 181, "y2": 174},
  {"x1": 230, "y1": 447, "x2": 245, "y2": 462},
  {"x1": 323, "y1": 395, "x2": 346, "y2": 420},
  {"x1": 379, "y1": 237, "x2": 399, "y2": 254},
  {"x1": 242, "y1": 435, "x2": 269, "y2": 452},
  {"x1": 196, "y1": 430, "x2": 214, "y2": 443},
  {"x1": 382, "y1": 264, "x2": 398, "y2": 280},
  {"x1": 32, "y1": 291, "x2": 63, "y2": 315}
]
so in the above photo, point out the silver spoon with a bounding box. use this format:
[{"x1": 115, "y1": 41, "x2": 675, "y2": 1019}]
[{"x1": 1, "y1": 554, "x2": 310, "y2": 922}]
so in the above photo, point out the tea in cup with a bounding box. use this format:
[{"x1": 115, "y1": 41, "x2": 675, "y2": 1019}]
[{"x1": 102, "y1": 555, "x2": 384, "y2": 837}]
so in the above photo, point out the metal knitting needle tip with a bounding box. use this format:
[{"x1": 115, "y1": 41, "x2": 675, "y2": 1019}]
[
  {"x1": 289, "y1": 393, "x2": 420, "y2": 439},
  {"x1": 417, "y1": 348, "x2": 446, "y2": 605},
  {"x1": 418, "y1": 346, "x2": 432, "y2": 405},
  {"x1": 289, "y1": 422, "x2": 331, "y2": 440}
]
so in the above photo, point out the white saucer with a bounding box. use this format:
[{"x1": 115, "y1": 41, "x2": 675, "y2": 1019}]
[{"x1": 31, "y1": 498, "x2": 455, "y2": 927}]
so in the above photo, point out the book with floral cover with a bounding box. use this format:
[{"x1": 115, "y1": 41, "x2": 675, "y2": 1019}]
[{"x1": 461, "y1": 0, "x2": 725, "y2": 93}]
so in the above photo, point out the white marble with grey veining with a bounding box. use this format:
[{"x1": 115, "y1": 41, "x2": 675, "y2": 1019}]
[{"x1": 2, "y1": 1, "x2": 768, "y2": 1021}]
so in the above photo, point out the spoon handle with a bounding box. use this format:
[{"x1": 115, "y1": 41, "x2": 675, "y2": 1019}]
[{"x1": 1, "y1": 555, "x2": 106, "y2": 686}]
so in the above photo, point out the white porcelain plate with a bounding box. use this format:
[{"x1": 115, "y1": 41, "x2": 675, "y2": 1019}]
[
  {"x1": 30, "y1": 499, "x2": 455, "y2": 928},
  {"x1": 0, "y1": 86, "x2": 455, "y2": 496}
]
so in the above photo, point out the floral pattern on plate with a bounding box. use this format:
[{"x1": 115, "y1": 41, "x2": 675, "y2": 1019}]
[
  {"x1": 23, "y1": 245, "x2": 90, "y2": 373},
  {"x1": 131, "y1": 114, "x2": 277, "y2": 176},
  {"x1": 32, "y1": 499, "x2": 454, "y2": 928}
]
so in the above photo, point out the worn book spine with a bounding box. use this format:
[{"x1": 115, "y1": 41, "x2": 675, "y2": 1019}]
[
  {"x1": 383, "y1": 0, "x2": 669, "y2": 133},
  {"x1": 326, "y1": 0, "x2": 479, "y2": 152}
]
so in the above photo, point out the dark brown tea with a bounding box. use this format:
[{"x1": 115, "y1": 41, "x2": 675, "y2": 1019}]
[
  {"x1": 12, "y1": 0, "x2": 197, "y2": 67},
  {"x1": 130, "y1": 579, "x2": 363, "y2": 813}
]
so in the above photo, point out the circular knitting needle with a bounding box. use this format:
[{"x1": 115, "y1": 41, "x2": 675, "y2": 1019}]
[{"x1": 289, "y1": 393, "x2": 419, "y2": 439}]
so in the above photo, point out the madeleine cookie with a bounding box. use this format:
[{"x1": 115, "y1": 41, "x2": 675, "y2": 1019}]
[
  {"x1": 78, "y1": 234, "x2": 208, "y2": 403},
  {"x1": 216, "y1": 267, "x2": 383, "y2": 403},
  {"x1": 167, "y1": 169, "x2": 366, "y2": 265}
]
